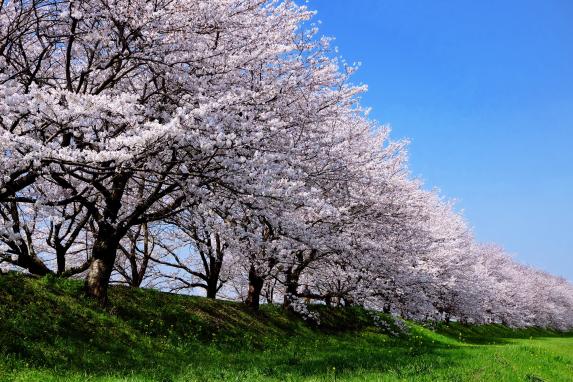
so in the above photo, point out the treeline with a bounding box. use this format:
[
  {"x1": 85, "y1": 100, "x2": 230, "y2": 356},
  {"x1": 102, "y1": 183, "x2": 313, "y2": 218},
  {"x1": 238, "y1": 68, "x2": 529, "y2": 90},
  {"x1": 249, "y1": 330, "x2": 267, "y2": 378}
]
[{"x1": 1, "y1": 0, "x2": 571, "y2": 330}]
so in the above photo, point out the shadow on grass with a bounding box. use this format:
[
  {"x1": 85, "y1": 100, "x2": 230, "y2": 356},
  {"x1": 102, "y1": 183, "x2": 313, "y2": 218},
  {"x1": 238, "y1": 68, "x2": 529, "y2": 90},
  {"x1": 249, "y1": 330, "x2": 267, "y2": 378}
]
[{"x1": 1, "y1": 273, "x2": 571, "y2": 380}]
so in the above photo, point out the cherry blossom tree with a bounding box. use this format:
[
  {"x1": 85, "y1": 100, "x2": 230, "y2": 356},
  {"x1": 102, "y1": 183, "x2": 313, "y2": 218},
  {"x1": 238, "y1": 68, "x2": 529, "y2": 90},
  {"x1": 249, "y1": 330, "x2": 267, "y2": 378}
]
[
  {"x1": 1, "y1": 0, "x2": 571, "y2": 330},
  {"x1": 2, "y1": 0, "x2": 356, "y2": 304}
]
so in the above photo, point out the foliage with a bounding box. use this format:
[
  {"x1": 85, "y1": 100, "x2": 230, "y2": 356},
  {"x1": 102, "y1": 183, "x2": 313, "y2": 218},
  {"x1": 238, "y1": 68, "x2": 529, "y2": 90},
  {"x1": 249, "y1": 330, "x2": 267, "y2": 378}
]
[{"x1": 1, "y1": 0, "x2": 571, "y2": 328}]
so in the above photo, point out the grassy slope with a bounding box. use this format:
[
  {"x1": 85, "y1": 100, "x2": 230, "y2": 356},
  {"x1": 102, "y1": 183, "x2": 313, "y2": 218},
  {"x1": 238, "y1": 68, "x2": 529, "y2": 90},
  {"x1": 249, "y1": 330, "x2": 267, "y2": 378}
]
[{"x1": 0, "y1": 274, "x2": 572, "y2": 381}]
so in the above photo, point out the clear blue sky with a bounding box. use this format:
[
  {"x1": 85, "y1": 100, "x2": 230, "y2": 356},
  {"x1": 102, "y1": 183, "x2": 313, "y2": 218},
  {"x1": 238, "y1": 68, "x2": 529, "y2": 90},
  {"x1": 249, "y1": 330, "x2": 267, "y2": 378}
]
[{"x1": 308, "y1": 0, "x2": 573, "y2": 281}]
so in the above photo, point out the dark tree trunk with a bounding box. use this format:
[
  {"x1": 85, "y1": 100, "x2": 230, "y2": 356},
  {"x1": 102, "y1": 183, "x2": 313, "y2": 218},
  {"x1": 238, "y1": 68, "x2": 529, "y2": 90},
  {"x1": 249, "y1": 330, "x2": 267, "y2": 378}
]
[
  {"x1": 133, "y1": 222, "x2": 151, "y2": 288},
  {"x1": 84, "y1": 225, "x2": 119, "y2": 305},
  {"x1": 84, "y1": 171, "x2": 129, "y2": 304},
  {"x1": 444, "y1": 312, "x2": 451, "y2": 324},
  {"x1": 206, "y1": 283, "x2": 217, "y2": 299},
  {"x1": 245, "y1": 266, "x2": 264, "y2": 310},
  {"x1": 282, "y1": 267, "x2": 300, "y2": 309},
  {"x1": 4, "y1": 200, "x2": 52, "y2": 276},
  {"x1": 128, "y1": 251, "x2": 141, "y2": 287},
  {"x1": 282, "y1": 252, "x2": 311, "y2": 309},
  {"x1": 15, "y1": 249, "x2": 53, "y2": 276},
  {"x1": 56, "y1": 245, "x2": 66, "y2": 275},
  {"x1": 205, "y1": 238, "x2": 223, "y2": 299}
]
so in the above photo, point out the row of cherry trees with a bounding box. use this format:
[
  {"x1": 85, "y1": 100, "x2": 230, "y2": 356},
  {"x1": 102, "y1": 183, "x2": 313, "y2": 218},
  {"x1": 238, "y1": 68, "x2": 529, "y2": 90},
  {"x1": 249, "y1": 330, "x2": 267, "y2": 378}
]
[{"x1": 1, "y1": 0, "x2": 571, "y2": 329}]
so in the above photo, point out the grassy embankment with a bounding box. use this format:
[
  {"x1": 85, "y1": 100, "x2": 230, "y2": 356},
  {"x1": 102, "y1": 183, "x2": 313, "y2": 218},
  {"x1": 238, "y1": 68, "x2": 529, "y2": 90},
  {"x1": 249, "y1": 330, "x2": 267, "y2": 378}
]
[{"x1": 1, "y1": 273, "x2": 572, "y2": 381}]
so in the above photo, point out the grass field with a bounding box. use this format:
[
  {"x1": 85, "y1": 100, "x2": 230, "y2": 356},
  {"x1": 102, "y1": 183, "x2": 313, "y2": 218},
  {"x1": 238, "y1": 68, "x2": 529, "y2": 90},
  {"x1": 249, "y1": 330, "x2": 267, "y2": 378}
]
[{"x1": 1, "y1": 274, "x2": 572, "y2": 381}]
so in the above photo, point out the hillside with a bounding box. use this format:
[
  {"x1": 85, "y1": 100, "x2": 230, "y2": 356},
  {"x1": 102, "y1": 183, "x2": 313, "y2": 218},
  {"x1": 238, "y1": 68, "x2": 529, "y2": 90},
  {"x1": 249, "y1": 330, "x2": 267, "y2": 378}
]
[{"x1": 0, "y1": 273, "x2": 572, "y2": 382}]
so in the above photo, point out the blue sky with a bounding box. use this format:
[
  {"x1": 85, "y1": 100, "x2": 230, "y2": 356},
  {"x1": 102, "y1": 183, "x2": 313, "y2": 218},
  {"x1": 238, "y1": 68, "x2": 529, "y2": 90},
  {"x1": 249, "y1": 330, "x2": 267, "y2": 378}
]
[{"x1": 308, "y1": 0, "x2": 573, "y2": 280}]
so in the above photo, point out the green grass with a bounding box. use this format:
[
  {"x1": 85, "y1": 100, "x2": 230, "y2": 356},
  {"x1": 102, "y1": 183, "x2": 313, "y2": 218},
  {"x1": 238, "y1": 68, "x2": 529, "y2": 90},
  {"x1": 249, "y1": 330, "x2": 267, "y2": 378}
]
[{"x1": 1, "y1": 273, "x2": 572, "y2": 381}]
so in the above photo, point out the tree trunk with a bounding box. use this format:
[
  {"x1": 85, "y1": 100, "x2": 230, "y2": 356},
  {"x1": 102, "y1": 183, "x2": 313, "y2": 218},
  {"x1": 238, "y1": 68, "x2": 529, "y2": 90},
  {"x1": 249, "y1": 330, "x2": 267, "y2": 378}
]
[
  {"x1": 245, "y1": 266, "x2": 264, "y2": 310},
  {"x1": 205, "y1": 241, "x2": 223, "y2": 299},
  {"x1": 56, "y1": 245, "x2": 66, "y2": 275},
  {"x1": 206, "y1": 282, "x2": 217, "y2": 299},
  {"x1": 282, "y1": 267, "x2": 300, "y2": 309},
  {"x1": 444, "y1": 312, "x2": 451, "y2": 324},
  {"x1": 5, "y1": 200, "x2": 52, "y2": 276},
  {"x1": 84, "y1": 227, "x2": 119, "y2": 305},
  {"x1": 15, "y1": 249, "x2": 53, "y2": 276},
  {"x1": 206, "y1": 267, "x2": 219, "y2": 299}
]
